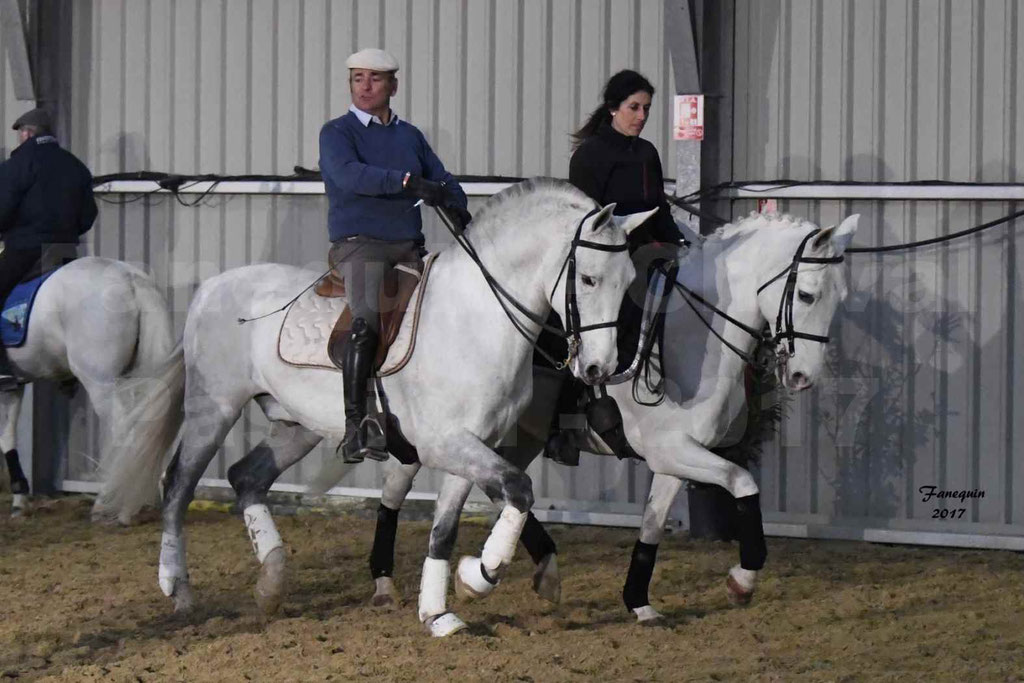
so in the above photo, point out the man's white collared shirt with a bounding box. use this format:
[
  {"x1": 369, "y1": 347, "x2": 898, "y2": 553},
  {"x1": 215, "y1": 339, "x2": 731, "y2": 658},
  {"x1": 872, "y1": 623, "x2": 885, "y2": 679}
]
[{"x1": 349, "y1": 104, "x2": 399, "y2": 127}]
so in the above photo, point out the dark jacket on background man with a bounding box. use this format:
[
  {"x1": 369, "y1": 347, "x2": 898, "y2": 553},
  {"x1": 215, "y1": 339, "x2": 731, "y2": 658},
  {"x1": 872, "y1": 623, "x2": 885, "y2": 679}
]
[{"x1": 0, "y1": 135, "x2": 97, "y2": 250}]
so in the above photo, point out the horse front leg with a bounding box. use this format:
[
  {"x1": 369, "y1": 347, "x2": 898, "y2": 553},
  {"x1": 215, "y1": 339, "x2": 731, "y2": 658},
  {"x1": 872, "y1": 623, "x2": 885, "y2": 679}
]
[
  {"x1": 417, "y1": 432, "x2": 533, "y2": 625},
  {"x1": 369, "y1": 460, "x2": 422, "y2": 608},
  {"x1": 643, "y1": 435, "x2": 766, "y2": 614},
  {"x1": 499, "y1": 437, "x2": 560, "y2": 603},
  {"x1": 418, "y1": 473, "x2": 473, "y2": 637}
]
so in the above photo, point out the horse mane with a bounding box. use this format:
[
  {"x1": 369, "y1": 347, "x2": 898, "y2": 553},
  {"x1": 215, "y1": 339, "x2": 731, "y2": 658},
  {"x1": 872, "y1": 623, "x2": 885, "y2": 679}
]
[
  {"x1": 677, "y1": 211, "x2": 826, "y2": 270},
  {"x1": 710, "y1": 210, "x2": 819, "y2": 240},
  {"x1": 468, "y1": 178, "x2": 594, "y2": 232}
]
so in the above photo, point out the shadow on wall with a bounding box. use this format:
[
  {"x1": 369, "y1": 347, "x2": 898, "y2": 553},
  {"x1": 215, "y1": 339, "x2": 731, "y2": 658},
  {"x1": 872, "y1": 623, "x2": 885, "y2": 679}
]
[{"x1": 805, "y1": 170, "x2": 983, "y2": 520}]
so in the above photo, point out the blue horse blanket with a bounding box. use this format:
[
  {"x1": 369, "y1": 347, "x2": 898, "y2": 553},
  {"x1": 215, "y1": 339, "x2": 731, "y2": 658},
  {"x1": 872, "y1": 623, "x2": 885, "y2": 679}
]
[{"x1": 2, "y1": 270, "x2": 57, "y2": 348}]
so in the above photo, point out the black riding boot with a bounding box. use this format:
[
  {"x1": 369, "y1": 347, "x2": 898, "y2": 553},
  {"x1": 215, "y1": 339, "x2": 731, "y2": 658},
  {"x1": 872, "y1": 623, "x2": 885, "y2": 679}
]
[
  {"x1": 543, "y1": 377, "x2": 583, "y2": 466},
  {"x1": 339, "y1": 318, "x2": 388, "y2": 463}
]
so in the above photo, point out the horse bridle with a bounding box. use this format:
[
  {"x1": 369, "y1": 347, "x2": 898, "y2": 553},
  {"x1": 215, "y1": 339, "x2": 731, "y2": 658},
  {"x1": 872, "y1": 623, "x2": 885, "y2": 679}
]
[
  {"x1": 672, "y1": 227, "x2": 844, "y2": 371},
  {"x1": 436, "y1": 205, "x2": 628, "y2": 371}
]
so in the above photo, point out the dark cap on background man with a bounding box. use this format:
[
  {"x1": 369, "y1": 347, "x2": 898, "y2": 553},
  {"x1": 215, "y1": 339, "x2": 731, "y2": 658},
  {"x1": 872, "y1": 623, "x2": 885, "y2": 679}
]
[{"x1": 12, "y1": 107, "x2": 53, "y2": 131}]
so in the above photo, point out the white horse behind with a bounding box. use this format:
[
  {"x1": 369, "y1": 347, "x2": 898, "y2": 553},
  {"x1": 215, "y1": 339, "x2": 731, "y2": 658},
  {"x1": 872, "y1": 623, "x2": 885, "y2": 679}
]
[
  {"x1": 0, "y1": 257, "x2": 183, "y2": 520},
  {"x1": 364, "y1": 211, "x2": 860, "y2": 622},
  {"x1": 104, "y1": 179, "x2": 655, "y2": 636}
]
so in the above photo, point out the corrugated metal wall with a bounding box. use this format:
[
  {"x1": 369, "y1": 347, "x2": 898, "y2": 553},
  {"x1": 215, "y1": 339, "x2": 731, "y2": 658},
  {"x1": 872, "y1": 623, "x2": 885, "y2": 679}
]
[
  {"x1": 0, "y1": 14, "x2": 33, "y2": 161},
  {"x1": 57, "y1": 0, "x2": 679, "y2": 512},
  {"x1": 734, "y1": 0, "x2": 1023, "y2": 184},
  {"x1": 732, "y1": 0, "x2": 1024, "y2": 537},
  {"x1": 66, "y1": 0, "x2": 677, "y2": 180}
]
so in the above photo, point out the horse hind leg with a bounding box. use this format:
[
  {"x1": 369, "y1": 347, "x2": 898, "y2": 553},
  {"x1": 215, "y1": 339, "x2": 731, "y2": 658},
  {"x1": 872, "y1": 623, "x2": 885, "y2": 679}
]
[
  {"x1": 0, "y1": 388, "x2": 28, "y2": 517},
  {"x1": 369, "y1": 460, "x2": 422, "y2": 609},
  {"x1": 160, "y1": 396, "x2": 244, "y2": 613},
  {"x1": 227, "y1": 419, "x2": 322, "y2": 616}
]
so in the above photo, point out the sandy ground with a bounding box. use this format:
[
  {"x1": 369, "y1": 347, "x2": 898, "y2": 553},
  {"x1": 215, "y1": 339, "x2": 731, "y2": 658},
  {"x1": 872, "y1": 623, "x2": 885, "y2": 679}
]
[{"x1": 0, "y1": 495, "x2": 1022, "y2": 682}]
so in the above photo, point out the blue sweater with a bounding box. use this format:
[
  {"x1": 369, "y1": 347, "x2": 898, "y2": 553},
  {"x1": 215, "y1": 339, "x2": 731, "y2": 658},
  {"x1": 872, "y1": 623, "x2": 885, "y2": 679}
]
[{"x1": 319, "y1": 111, "x2": 467, "y2": 243}]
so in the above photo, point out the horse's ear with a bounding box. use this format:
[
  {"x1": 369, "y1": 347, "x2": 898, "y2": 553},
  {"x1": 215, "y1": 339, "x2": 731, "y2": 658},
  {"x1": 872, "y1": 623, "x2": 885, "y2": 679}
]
[
  {"x1": 812, "y1": 213, "x2": 859, "y2": 255},
  {"x1": 587, "y1": 203, "x2": 617, "y2": 233},
  {"x1": 612, "y1": 206, "x2": 658, "y2": 236}
]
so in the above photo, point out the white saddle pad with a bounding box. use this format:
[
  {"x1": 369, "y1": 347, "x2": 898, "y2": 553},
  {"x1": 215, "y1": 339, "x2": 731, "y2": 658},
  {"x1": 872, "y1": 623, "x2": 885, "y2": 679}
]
[{"x1": 277, "y1": 253, "x2": 437, "y2": 377}]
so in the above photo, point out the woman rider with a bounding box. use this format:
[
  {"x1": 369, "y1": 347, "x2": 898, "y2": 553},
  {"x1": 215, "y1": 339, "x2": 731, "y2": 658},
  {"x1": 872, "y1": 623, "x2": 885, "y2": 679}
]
[{"x1": 544, "y1": 69, "x2": 683, "y2": 465}]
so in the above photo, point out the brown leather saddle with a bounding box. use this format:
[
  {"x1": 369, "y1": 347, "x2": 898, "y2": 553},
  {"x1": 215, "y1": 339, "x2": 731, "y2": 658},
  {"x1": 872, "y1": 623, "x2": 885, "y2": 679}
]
[{"x1": 320, "y1": 260, "x2": 425, "y2": 369}]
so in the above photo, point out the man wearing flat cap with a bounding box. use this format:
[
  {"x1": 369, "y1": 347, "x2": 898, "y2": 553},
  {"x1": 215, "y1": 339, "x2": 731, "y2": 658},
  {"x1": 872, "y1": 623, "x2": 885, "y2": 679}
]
[
  {"x1": 0, "y1": 108, "x2": 97, "y2": 390},
  {"x1": 320, "y1": 47, "x2": 469, "y2": 463}
]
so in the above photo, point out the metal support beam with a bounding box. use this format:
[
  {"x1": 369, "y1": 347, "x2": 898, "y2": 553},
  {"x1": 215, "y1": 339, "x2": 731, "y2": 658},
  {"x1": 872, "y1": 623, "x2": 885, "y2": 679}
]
[
  {"x1": 723, "y1": 183, "x2": 1024, "y2": 202},
  {"x1": 0, "y1": 0, "x2": 36, "y2": 101},
  {"x1": 664, "y1": 0, "x2": 702, "y2": 213}
]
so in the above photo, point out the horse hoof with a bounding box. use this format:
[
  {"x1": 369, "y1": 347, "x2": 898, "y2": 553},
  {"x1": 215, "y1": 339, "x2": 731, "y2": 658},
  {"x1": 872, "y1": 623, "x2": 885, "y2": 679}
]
[
  {"x1": 255, "y1": 546, "x2": 287, "y2": 615},
  {"x1": 633, "y1": 605, "x2": 664, "y2": 623},
  {"x1": 172, "y1": 582, "x2": 195, "y2": 613},
  {"x1": 425, "y1": 612, "x2": 467, "y2": 638},
  {"x1": 726, "y1": 574, "x2": 754, "y2": 606},
  {"x1": 10, "y1": 494, "x2": 28, "y2": 518},
  {"x1": 370, "y1": 576, "x2": 400, "y2": 609},
  {"x1": 532, "y1": 553, "x2": 561, "y2": 604},
  {"x1": 455, "y1": 556, "x2": 495, "y2": 601}
]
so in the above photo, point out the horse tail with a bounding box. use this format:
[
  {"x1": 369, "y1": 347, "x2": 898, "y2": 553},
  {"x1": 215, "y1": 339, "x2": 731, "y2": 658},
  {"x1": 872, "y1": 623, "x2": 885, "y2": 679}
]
[
  {"x1": 128, "y1": 269, "x2": 176, "y2": 374},
  {"x1": 92, "y1": 342, "x2": 185, "y2": 525}
]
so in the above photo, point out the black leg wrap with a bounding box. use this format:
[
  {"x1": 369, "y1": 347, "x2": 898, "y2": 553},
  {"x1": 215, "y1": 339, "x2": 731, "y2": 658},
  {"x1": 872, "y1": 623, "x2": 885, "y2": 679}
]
[
  {"x1": 227, "y1": 444, "x2": 282, "y2": 510},
  {"x1": 4, "y1": 449, "x2": 28, "y2": 494},
  {"x1": 370, "y1": 504, "x2": 399, "y2": 579},
  {"x1": 735, "y1": 494, "x2": 767, "y2": 571},
  {"x1": 520, "y1": 511, "x2": 557, "y2": 565},
  {"x1": 622, "y1": 540, "x2": 659, "y2": 611}
]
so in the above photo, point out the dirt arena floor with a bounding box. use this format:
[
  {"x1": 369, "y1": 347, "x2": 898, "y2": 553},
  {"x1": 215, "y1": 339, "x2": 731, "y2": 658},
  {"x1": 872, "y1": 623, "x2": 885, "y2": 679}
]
[{"x1": 1, "y1": 495, "x2": 1022, "y2": 682}]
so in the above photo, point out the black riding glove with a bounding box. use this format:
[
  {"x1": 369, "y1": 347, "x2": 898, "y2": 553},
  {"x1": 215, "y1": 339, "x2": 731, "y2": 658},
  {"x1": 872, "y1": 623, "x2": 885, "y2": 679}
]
[
  {"x1": 446, "y1": 206, "x2": 473, "y2": 231},
  {"x1": 404, "y1": 174, "x2": 447, "y2": 206}
]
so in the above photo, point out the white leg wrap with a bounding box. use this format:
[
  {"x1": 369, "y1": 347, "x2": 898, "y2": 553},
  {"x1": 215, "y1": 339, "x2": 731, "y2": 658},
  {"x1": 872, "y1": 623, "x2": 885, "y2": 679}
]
[
  {"x1": 418, "y1": 557, "x2": 450, "y2": 623},
  {"x1": 481, "y1": 506, "x2": 527, "y2": 573},
  {"x1": 456, "y1": 556, "x2": 497, "y2": 597},
  {"x1": 158, "y1": 532, "x2": 187, "y2": 597},
  {"x1": 426, "y1": 611, "x2": 467, "y2": 638},
  {"x1": 243, "y1": 504, "x2": 284, "y2": 565},
  {"x1": 633, "y1": 605, "x2": 663, "y2": 622},
  {"x1": 729, "y1": 564, "x2": 758, "y2": 591},
  {"x1": 11, "y1": 494, "x2": 26, "y2": 512}
]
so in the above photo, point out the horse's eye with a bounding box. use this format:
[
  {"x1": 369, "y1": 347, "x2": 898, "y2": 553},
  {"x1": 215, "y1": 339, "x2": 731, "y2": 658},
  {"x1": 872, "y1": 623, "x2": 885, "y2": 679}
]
[
  {"x1": 581, "y1": 274, "x2": 597, "y2": 287},
  {"x1": 797, "y1": 290, "x2": 815, "y2": 304}
]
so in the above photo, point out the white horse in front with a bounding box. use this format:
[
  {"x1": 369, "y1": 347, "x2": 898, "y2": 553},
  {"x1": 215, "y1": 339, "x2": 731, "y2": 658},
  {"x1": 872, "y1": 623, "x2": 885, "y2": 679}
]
[
  {"x1": 364, "y1": 211, "x2": 860, "y2": 621},
  {"x1": 106, "y1": 179, "x2": 655, "y2": 636}
]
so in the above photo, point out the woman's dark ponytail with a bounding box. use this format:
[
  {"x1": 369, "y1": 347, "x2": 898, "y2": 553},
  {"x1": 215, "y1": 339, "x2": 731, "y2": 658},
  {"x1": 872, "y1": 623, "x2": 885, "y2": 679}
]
[{"x1": 571, "y1": 69, "x2": 655, "y2": 148}]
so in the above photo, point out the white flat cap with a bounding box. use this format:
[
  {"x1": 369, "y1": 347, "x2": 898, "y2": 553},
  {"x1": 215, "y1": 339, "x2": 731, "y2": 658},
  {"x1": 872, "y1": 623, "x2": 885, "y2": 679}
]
[{"x1": 345, "y1": 48, "x2": 399, "y2": 73}]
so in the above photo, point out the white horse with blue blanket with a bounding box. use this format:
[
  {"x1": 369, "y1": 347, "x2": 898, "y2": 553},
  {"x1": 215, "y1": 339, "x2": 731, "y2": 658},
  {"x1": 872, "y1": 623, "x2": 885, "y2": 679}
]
[
  {"x1": 0, "y1": 256, "x2": 181, "y2": 519},
  {"x1": 102, "y1": 179, "x2": 655, "y2": 636}
]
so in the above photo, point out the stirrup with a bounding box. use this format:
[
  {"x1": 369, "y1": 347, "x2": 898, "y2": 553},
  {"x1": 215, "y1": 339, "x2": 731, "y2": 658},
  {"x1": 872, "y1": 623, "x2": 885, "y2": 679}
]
[
  {"x1": 0, "y1": 374, "x2": 19, "y2": 392},
  {"x1": 338, "y1": 430, "x2": 365, "y2": 464},
  {"x1": 359, "y1": 416, "x2": 389, "y2": 462}
]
